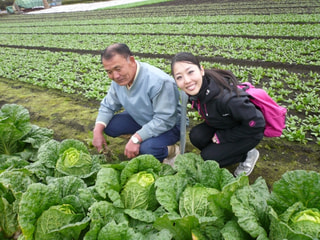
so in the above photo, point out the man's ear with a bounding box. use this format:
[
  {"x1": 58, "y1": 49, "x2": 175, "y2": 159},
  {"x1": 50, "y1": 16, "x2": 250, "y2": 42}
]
[{"x1": 128, "y1": 55, "x2": 135, "y2": 63}]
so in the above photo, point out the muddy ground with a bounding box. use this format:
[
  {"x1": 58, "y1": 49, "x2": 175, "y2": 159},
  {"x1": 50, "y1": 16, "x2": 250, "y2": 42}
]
[{"x1": 1, "y1": 77, "x2": 319, "y2": 188}]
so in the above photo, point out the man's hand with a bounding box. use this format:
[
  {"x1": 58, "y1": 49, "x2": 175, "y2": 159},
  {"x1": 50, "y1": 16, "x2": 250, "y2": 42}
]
[
  {"x1": 92, "y1": 124, "x2": 108, "y2": 153},
  {"x1": 124, "y1": 134, "x2": 142, "y2": 159}
]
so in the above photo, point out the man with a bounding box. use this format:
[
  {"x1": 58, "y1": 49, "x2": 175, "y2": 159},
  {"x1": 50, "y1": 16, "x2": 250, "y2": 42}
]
[{"x1": 93, "y1": 43, "x2": 181, "y2": 163}]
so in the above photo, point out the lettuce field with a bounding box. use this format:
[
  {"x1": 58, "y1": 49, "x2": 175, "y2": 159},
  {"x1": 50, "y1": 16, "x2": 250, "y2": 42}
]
[{"x1": 0, "y1": 0, "x2": 320, "y2": 238}]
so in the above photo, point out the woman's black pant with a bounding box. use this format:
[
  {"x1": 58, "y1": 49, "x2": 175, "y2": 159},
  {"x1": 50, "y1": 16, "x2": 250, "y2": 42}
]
[{"x1": 189, "y1": 122, "x2": 261, "y2": 167}]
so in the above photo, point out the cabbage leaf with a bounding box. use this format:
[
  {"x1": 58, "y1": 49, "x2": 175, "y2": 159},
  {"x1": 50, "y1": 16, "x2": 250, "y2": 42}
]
[
  {"x1": 0, "y1": 104, "x2": 53, "y2": 158},
  {"x1": 230, "y1": 177, "x2": 270, "y2": 239},
  {"x1": 56, "y1": 139, "x2": 101, "y2": 178},
  {"x1": 174, "y1": 153, "x2": 234, "y2": 190},
  {"x1": 268, "y1": 170, "x2": 320, "y2": 213},
  {"x1": 268, "y1": 170, "x2": 320, "y2": 239},
  {"x1": 121, "y1": 171, "x2": 158, "y2": 210},
  {"x1": 0, "y1": 104, "x2": 32, "y2": 155},
  {"x1": 18, "y1": 176, "x2": 92, "y2": 240},
  {"x1": 0, "y1": 169, "x2": 35, "y2": 238},
  {"x1": 179, "y1": 184, "x2": 219, "y2": 219}
]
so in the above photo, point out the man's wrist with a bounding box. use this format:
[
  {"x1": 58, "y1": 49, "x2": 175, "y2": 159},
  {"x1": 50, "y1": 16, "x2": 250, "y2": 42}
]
[
  {"x1": 93, "y1": 124, "x2": 105, "y2": 134},
  {"x1": 131, "y1": 133, "x2": 142, "y2": 144},
  {"x1": 131, "y1": 135, "x2": 141, "y2": 144}
]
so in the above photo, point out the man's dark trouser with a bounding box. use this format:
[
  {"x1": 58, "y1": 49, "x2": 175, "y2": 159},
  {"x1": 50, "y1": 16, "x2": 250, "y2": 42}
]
[{"x1": 104, "y1": 111, "x2": 180, "y2": 161}]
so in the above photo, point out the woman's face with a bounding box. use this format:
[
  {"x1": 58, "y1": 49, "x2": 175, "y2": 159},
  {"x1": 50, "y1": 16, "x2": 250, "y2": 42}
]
[{"x1": 172, "y1": 61, "x2": 204, "y2": 96}]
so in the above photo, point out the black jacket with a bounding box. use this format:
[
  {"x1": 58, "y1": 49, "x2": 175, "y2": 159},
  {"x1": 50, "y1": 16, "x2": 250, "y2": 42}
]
[{"x1": 189, "y1": 75, "x2": 265, "y2": 143}]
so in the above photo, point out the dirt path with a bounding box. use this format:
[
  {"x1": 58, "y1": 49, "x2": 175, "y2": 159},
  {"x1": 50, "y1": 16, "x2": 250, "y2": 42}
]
[{"x1": 1, "y1": 77, "x2": 319, "y2": 188}]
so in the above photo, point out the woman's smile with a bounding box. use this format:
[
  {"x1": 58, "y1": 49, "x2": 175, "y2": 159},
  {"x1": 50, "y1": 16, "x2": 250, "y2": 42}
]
[{"x1": 172, "y1": 61, "x2": 204, "y2": 96}]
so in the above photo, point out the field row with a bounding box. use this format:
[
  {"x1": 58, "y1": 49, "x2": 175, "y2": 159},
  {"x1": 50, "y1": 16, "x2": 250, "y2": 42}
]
[
  {"x1": 3, "y1": 14, "x2": 320, "y2": 25},
  {"x1": 1, "y1": 33, "x2": 319, "y2": 66},
  {"x1": 2, "y1": 23, "x2": 320, "y2": 38},
  {"x1": 1, "y1": 46, "x2": 319, "y2": 144}
]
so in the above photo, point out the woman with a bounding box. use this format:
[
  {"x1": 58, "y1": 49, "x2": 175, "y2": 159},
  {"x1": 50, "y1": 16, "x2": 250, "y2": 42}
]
[{"x1": 171, "y1": 52, "x2": 265, "y2": 176}]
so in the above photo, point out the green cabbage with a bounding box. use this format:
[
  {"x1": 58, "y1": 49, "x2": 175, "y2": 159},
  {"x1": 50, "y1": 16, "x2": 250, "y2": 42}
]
[
  {"x1": 290, "y1": 208, "x2": 320, "y2": 237},
  {"x1": 120, "y1": 171, "x2": 158, "y2": 210},
  {"x1": 18, "y1": 176, "x2": 92, "y2": 240},
  {"x1": 55, "y1": 139, "x2": 100, "y2": 179},
  {"x1": 57, "y1": 147, "x2": 92, "y2": 176},
  {"x1": 0, "y1": 104, "x2": 32, "y2": 155},
  {"x1": 268, "y1": 170, "x2": 320, "y2": 239},
  {"x1": 0, "y1": 104, "x2": 53, "y2": 157},
  {"x1": 179, "y1": 185, "x2": 219, "y2": 218},
  {"x1": 34, "y1": 204, "x2": 85, "y2": 240}
]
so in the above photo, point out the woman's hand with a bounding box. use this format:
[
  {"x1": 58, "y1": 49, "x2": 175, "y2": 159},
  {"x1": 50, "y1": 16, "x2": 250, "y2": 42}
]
[{"x1": 212, "y1": 134, "x2": 220, "y2": 144}]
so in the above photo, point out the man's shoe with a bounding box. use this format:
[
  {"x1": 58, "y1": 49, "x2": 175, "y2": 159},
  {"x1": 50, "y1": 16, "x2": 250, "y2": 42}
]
[
  {"x1": 234, "y1": 148, "x2": 259, "y2": 177},
  {"x1": 163, "y1": 144, "x2": 180, "y2": 167}
]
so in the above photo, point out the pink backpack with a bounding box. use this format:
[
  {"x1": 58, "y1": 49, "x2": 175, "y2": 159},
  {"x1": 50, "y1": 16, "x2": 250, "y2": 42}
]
[{"x1": 238, "y1": 82, "x2": 287, "y2": 137}]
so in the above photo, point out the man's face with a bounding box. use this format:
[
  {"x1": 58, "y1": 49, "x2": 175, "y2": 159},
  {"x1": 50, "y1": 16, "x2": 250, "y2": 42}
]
[{"x1": 102, "y1": 54, "x2": 136, "y2": 86}]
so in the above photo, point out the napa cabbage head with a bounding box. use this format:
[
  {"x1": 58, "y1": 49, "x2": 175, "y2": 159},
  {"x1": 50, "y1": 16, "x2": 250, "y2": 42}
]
[
  {"x1": 289, "y1": 208, "x2": 320, "y2": 237},
  {"x1": 55, "y1": 139, "x2": 100, "y2": 178},
  {"x1": 120, "y1": 171, "x2": 158, "y2": 210},
  {"x1": 0, "y1": 104, "x2": 53, "y2": 158},
  {"x1": 268, "y1": 170, "x2": 320, "y2": 239},
  {"x1": 0, "y1": 104, "x2": 32, "y2": 155},
  {"x1": 59, "y1": 147, "x2": 91, "y2": 168},
  {"x1": 179, "y1": 184, "x2": 219, "y2": 219},
  {"x1": 34, "y1": 203, "x2": 87, "y2": 240}
]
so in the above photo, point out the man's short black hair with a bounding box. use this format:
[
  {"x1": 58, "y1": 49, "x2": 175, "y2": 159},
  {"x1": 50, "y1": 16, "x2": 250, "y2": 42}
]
[{"x1": 101, "y1": 43, "x2": 133, "y2": 63}]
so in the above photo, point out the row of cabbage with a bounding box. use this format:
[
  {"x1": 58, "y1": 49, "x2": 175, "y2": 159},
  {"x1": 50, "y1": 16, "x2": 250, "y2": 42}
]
[
  {"x1": 1, "y1": 103, "x2": 320, "y2": 240},
  {"x1": 12, "y1": 0, "x2": 317, "y2": 19}
]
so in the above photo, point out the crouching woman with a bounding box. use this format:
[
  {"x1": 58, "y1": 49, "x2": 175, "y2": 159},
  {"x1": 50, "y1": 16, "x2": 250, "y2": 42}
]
[{"x1": 171, "y1": 52, "x2": 265, "y2": 176}]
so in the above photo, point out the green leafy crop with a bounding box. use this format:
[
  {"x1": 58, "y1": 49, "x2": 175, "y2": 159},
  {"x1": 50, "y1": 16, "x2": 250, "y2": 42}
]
[
  {"x1": 0, "y1": 104, "x2": 53, "y2": 158},
  {"x1": 121, "y1": 171, "x2": 158, "y2": 210},
  {"x1": 0, "y1": 104, "x2": 32, "y2": 155},
  {"x1": 290, "y1": 209, "x2": 320, "y2": 236},
  {"x1": 268, "y1": 170, "x2": 320, "y2": 239},
  {"x1": 56, "y1": 145, "x2": 95, "y2": 178},
  {"x1": 36, "y1": 139, "x2": 101, "y2": 180}
]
